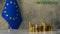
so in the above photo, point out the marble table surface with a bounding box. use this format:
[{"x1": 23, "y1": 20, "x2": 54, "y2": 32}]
[{"x1": 0, "y1": 29, "x2": 60, "y2": 34}]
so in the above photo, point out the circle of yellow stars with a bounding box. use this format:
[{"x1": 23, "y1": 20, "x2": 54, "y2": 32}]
[{"x1": 4, "y1": 1, "x2": 19, "y2": 21}]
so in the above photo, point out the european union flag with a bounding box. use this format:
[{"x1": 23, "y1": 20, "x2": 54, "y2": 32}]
[{"x1": 1, "y1": 0, "x2": 22, "y2": 29}]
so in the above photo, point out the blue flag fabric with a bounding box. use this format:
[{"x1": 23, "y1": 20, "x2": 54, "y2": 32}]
[{"x1": 1, "y1": 0, "x2": 22, "y2": 29}]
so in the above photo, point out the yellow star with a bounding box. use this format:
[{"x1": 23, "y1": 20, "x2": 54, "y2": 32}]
[
  {"x1": 4, "y1": 7, "x2": 6, "y2": 9},
  {"x1": 17, "y1": 10, "x2": 18, "y2": 12},
  {"x1": 16, "y1": 6, "x2": 18, "y2": 8},
  {"x1": 14, "y1": 2, "x2": 16, "y2": 5},
  {"x1": 4, "y1": 11, "x2": 6, "y2": 13},
  {"x1": 10, "y1": 17, "x2": 12, "y2": 20},
  {"x1": 10, "y1": 1, "x2": 12, "y2": 4},
  {"x1": 16, "y1": 14, "x2": 18, "y2": 16},
  {"x1": 6, "y1": 14, "x2": 8, "y2": 17},
  {"x1": 13, "y1": 18, "x2": 15, "y2": 20},
  {"x1": 6, "y1": 3, "x2": 9, "y2": 6}
]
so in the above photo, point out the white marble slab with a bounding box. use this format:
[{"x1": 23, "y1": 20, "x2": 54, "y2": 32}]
[{"x1": 0, "y1": 29, "x2": 60, "y2": 34}]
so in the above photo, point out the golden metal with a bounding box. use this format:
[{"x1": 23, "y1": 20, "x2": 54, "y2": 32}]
[
  {"x1": 29, "y1": 21, "x2": 32, "y2": 27},
  {"x1": 41, "y1": 21, "x2": 46, "y2": 34},
  {"x1": 49, "y1": 23, "x2": 53, "y2": 34},
  {"x1": 28, "y1": 21, "x2": 53, "y2": 33},
  {"x1": 50, "y1": 24, "x2": 53, "y2": 31},
  {"x1": 32, "y1": 26, "x2": 35, "y2": 32},
  {"x1": 35, "y1": 24, "x2": 38, "y2": 32},
  {"x1": 29, "y1": 22, "x2": 33, "y2": 32}
]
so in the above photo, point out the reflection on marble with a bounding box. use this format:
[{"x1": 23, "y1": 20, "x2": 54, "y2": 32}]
[{"x1": 0, "y1": 29, "x2": 60, "y2": 34}]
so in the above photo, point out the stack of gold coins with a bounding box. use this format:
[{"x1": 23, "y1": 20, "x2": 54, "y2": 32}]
[
  {"x1": 49, "y1": 23, "x2": 53, "y2": 31},
  {"x1": 28, "y1": 21, "x2": 53, "y2": 32},
  {"x1": 41, "y1": 21, "x2": 46, "y2": 32},
  {"x1": 32, "y1": 25, "x2": 35, "y2": 32},
  {"x1": 29, "y1": 22, "x2": 33, "y2": 32},
  {"x1": 35, "y1": 24, "x2": 39, "y2": 32}
]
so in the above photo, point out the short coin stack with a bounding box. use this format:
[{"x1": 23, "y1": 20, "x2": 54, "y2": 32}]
[{"x1": 29, "y1": 21, "x2": 53, "y2": 32}]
